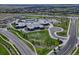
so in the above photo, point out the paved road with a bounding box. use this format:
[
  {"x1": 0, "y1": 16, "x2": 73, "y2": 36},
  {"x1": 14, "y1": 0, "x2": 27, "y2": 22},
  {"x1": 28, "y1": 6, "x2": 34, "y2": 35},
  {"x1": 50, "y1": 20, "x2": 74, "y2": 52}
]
[
  {"x1": 50, "y1": 17, "x2": 78, "y2": 55},
  {"x1": 49, "y1": 27, "x2": 67, "y2": 40},
  {"x1": 0, "y1": 29, "x2": 35, "y2": 55}
]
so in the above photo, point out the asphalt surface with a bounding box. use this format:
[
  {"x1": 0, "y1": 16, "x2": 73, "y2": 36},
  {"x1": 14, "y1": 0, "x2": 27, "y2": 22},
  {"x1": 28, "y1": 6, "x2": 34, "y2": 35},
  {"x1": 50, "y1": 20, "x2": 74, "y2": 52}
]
[
  {"x1": 51, "y1": 17, "x2": 77, "y2": 55},
  {"x1": 0, "y1": 29, "x2": 35, "y2": 55},
  {"x1": 49, "y1": 27, "x2": 67, "y2": 40},
  {"x1": 0, "y1": 15, "x2": 78, "y2": 55},
  {"x1": 50, "y1": 17, "x2": 78, "y2": 55}
]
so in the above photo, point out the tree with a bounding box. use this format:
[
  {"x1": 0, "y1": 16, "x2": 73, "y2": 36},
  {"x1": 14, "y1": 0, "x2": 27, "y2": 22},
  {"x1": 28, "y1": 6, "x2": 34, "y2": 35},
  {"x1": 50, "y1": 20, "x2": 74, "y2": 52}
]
[
  {"x1": 54, "y1": 51, "x2": 57, "y2": 55},
  {"x1": 53, "y1": 48, "x2": 57, "y2": 54},
  {"x1": 58, "y1": 46, "x2": 61, "y2": 50},
  {"x1": 54, "y1": 48, "x2": 56, "y2": 51}
]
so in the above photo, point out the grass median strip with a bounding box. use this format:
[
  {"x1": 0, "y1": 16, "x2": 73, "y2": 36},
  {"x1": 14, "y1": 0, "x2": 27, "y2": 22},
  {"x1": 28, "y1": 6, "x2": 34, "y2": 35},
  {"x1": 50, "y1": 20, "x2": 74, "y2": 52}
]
[
  {"x1": 74, "y1": 48, "x2": 79, "y2": 55},
  {"x1": 0, "y1": 43, "x2": 9, "y2": 55},
  {"x1": 0, "y1": 34, "x2": 20, "y2": 55},
  {"x1": 8, "y1": 28, "x2": 37, "y2": 54},
  {"x1": 77, "y1": 19, "x2": 79, "y2": 36}
]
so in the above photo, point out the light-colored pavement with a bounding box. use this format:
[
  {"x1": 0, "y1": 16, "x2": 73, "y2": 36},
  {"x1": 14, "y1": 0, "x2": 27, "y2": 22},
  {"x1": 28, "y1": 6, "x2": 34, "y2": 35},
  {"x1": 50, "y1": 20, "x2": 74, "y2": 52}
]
[
  {"x1": 48, "y1": 27, "x2": 68, "y2": 46},
  {"x1": 48, "y1": 27, "x2": 67, "y2": 39},
  {"x1": 48, "y1": 22, "x2": 68, "y2": 55}
]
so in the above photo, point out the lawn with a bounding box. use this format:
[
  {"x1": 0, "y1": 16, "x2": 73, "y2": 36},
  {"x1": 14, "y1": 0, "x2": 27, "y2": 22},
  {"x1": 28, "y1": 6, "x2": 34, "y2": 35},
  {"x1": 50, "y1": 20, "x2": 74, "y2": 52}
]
[
  {"x1": 77, "y1": 20, "x2": 79, "y2": 36},
  {"x1": 26, "y1": 30, "x2": 62, "y2": 55},
  {"x1": 27, "y1": 30, "x2": 60, "y2": 46},
  {"x1": 53, "y1": 17, "x2": 69, "y2": 37},
  {"x1": 0, "y1": 43, "x2": 9, "y2": 55},
  {"x1": 74, "y1": 48, "x2": 79, "y2": 55},
  {"x1": 0, "y1": 34, "x2": 20, "y2": 55},
  {"x1": 25, "y1": 15, "x2": 48, "y2": 19},
  {"x1": 0, "y1": 34, "x2": 9, "y2": 41},
  {"x1": 8, "y1": 28, "x2": 62, "y2": 55}
]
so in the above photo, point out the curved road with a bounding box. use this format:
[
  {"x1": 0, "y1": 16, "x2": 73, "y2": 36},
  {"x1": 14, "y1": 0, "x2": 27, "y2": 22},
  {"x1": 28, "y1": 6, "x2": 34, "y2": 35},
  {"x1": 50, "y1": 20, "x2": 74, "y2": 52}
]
[
  {"x1": 49, "y1": 27, "x2": 67, "y2": 40},
  {"x1": 0, "y1": 28, "x2": 35, "y2": 55},
  {"x1": 0, "y1": 15, "x2": 78, "y2": 55},
  {"x1": 50, "y1": 17, "x2": 78, "y2": 55}
]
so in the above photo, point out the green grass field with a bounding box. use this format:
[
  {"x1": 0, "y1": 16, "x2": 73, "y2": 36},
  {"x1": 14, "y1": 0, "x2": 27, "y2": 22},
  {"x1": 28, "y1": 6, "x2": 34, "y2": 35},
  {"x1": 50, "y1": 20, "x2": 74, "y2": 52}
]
[
  {"x1": 53, "y1": 17, "x2": 69, "y2": 37},
  {"x1": 0, "y1": 44, "x2": 9, "y2": 55},
  {"x1": 0, "y1": 34, "x2": 20, "y2": 55},
  {"x1": 74, "y1": 48, "x2": 79, "y2": 55},
  {"x1": 27, "y1": 30, "x2": 62, "y2": 55},
  {"x1": 0, "y1": 34, "x2": 9, "y2": 41},
  {"x1": 27, "y1": 30, "x2": 60, "y2": 46},
  {"x1": 77, "y1": 20, "x2": 79, "y2": 36},
  {"x1": 8, "y1": 28, "x2": 62, "y2": 55}
]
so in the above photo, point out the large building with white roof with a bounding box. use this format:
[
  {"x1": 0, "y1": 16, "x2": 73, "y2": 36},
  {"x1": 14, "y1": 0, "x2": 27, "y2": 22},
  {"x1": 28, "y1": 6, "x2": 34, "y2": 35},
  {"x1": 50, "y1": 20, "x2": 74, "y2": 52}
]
[
  {"x1": 14, "y1": 18, "x2": 60, "y2": 31},
  {"x1": 15, "y1": 22, "x2": 26, "y2": 28}
]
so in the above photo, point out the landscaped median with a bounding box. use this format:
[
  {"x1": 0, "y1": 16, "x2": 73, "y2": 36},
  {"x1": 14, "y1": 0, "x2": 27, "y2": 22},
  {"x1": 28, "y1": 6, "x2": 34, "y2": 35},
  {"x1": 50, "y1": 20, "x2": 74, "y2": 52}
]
[
  {"x1": 53, "y1": 17, "x2": 69, "y2": 37},
  {"x1": 8, "y1": 27, "x2": 62, "y2": 55},
  {"x1": 0, "y1": 43, "x2": 9, "y2": 55},
  {"x1": 74, "y1": 48, "x2": 79, "y2": 55},
  {"x1": 0, "y1": 34, "x2": 20, "y2": 55},
  {"x1": 7, "y1": 27, "x2": 37, "y2": 54},
  {"x1": 77, "y1": 19, "x2": 79, "y2": 36}
]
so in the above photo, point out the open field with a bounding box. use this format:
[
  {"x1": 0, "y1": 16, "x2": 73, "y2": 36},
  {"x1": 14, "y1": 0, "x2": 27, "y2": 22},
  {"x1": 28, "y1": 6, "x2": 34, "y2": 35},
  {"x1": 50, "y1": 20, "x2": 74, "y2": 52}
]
[
  {"x1": 8, "y1": 28, "x2": 62, "y2": 55},
  {"x1": 0, "y1": 13, "x2": 55, "y2": 20},
  {"x1": 0, "y1": 13, "x2": 77, "y2": 21},
  {"x1": 0, "y1": 13, "x2": 79, "y2": 20},
  {"x1": 26, "y1": 30, "x2": 61, "y2": 54},
  {"x1": 0, "y1": 43, "x2": 9, "y2": 55},
  {"x1": 74, "y1": 48, "x2": 79, "y2": 55},
  {"x1": 8, "y1": 28, "x2": 36, "y2": 52},
  {"x1": 53, "y1": 17, "x2": 69, "y2": 37},
  {"x1": 0, "y1": 34, "x2": 20, "y2": 55},
  {"x1": 77, "y1": 19, "x2": 79, "y2": 36}
]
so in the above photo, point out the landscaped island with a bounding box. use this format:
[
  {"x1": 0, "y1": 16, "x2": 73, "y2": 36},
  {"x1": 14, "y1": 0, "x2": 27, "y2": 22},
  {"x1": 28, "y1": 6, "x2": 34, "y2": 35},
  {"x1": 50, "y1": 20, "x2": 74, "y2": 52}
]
[{"x1": 53, "y1": 17, "x2": 69, "y2": 37}]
